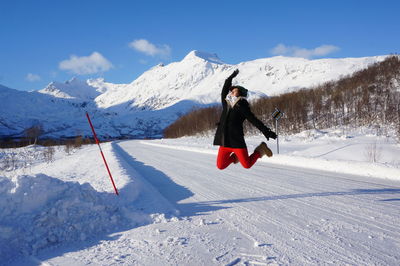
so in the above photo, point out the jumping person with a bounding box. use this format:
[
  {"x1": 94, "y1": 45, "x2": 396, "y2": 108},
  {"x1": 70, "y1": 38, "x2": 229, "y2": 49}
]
[{"x1": 213, "y1": 69, "x2": 277, "y2": 170}]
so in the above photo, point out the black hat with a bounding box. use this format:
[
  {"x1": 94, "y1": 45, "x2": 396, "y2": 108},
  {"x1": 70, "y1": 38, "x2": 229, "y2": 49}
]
[{"x1": 230, "y1": 86, "x2": 248, "y2": 97}]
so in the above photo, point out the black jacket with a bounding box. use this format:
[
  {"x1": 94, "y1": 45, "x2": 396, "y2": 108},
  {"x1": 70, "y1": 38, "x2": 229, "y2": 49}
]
[{"x1": 213, "y1": 74, "x2": 272, "y2": 148}]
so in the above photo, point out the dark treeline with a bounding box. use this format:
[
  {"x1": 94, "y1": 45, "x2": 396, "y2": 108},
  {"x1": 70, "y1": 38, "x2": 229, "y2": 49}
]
[
  {"x1": 164, "y1": 55, "x2": 400, "y2": 139},
  {"x1": 0, "y1": 136, "x2": 94, "y2": 149}
]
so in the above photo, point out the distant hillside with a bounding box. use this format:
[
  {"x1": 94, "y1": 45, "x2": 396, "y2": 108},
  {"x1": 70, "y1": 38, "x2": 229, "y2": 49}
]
[
  {"x1": 0, "y1": 51, "x2": 388, "y2": 140},
  {"x1": 164, "y1": 56, "x2": 400, "y2": 140}
]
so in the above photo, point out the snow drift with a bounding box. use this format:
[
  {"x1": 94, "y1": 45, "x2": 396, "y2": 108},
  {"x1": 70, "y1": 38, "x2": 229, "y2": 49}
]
[
  {"x1": 0, "y1": 174, "x2": 129, "y2": 260},
  {"x1": 0, "y1": 142, "x2": 179, "y2": 263}
]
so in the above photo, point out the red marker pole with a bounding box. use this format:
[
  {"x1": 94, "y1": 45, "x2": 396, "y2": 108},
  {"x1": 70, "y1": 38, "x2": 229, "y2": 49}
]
[{"x1": 86, "y1": 112, "x2": 119, "y2": 195}]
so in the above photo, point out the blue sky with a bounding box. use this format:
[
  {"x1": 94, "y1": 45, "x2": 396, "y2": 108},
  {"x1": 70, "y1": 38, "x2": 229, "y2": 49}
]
[{"x1": 1, "y1": 0, "x2": 399, "y2": 91}]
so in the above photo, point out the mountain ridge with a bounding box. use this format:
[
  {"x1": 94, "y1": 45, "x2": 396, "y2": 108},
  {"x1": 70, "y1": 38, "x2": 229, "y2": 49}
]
[{"x1": 0, "y1": 50, "x2": 389, "y2": 139}]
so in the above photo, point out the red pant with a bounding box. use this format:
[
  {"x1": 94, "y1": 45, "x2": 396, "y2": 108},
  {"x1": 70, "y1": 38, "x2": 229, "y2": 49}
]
[{"x1": 216, "y1": 146, "x2": 261, "y2": 170}]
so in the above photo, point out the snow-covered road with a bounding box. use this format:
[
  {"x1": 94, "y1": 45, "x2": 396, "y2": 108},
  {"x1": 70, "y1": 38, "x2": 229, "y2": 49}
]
[
  {"x1": 113, "y1": 141, "x2": 400, "y2": 265},
  {"x1": 14, "y1": 140, "x2": 400, "y2": 265}
]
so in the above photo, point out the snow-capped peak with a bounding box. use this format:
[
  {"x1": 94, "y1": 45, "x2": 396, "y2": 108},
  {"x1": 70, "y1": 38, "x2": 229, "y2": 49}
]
[
  {"x1": 0, "y1": 52, "x2": 390, "y2": 139},
  {"x1": 183, "y1": 50, "x2": 225, "y2": 64},
  {"x1": 39, "y1": 77, "x2": 102, "y2": 100}
]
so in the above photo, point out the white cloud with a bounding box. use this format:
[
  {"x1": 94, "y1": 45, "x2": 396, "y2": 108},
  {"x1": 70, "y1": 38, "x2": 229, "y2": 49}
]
[
  {"x1": 129, "y1": 39, "x2": 171, "y2": 57},
  {"x1": 26, "y1": 73, "x2": 41, "y2": 82},
  {"x1": 59, "y1": 52, "x2": 113, "y2": 75},
  {"x1": 271, "y1": 44, "x2": 340, "y2": 59}
]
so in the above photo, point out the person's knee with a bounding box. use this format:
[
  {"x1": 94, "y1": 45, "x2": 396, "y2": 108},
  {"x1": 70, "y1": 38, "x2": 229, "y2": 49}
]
[{"x1": 216, "y1": 162, "x2": 226, "y2": 170}]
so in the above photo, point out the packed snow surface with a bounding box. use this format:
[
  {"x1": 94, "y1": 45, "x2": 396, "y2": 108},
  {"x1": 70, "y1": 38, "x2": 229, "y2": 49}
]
[{"x1": 2, "y1": 127, "x2": 400, "y2": 265}]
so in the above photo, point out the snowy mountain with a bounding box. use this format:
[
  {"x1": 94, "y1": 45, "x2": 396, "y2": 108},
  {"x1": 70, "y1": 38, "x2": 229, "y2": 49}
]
[
  {"x1": 39, "y1": 77, "x2": 103, "y2": 101},
  {"x1": 0, "y1": 51, "x2": 388, "y2": 139},
  {"x1": 88, "y1": 51, "x2": 387, "y2": 112}
]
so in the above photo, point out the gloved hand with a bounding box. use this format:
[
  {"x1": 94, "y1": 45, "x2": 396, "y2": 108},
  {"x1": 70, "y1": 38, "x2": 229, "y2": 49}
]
[
  {"x1": 229, "y1": 69, "x2": 239, "y2": 78},
  {"x1": 264, "y1": 128, "x2": 277, "y2": 140}
]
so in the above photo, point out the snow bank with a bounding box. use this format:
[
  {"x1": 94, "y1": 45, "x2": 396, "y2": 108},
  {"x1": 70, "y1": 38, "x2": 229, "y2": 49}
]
[
  {"x1": 266, "y1": 155, "x2": 400, "y2": 180},
  {"x1": 0, "y1": 142, "x2": 179, "y2": 263},
  {"x1": 142, "y1": 140, "x2": 400, "y2": 180},
  {"x1": 141, "y1": 127, "x2": 400, "y2": 181},
  {"x1": 0, "y1": 174, "x2": 134, "y2": 261}
]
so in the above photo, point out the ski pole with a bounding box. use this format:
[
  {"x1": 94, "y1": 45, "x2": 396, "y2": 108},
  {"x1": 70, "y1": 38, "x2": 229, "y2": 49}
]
[{"x1": 86, "y1": 112, "x2": 119, "y2": 195}]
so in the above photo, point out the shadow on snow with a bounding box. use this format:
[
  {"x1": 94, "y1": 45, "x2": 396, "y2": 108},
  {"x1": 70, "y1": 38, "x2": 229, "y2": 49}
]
[
  {"x1": 189, "y1": 188, "x2": 400, "y2": 206},
  {"x1": 10, "y1": 142, "x2": 400, "y2": 265},
  {"x1": 112, "y1": 142, "x2": 230, "y2": 217}
]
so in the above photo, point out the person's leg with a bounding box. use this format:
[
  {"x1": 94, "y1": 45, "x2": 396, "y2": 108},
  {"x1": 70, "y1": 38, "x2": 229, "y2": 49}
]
[
  {"x1": 233, "y1": 148, "x2": 261, "y2": 169},
  {"x1": 216, "y1": 146, "x2": 235, "y2": 169}
]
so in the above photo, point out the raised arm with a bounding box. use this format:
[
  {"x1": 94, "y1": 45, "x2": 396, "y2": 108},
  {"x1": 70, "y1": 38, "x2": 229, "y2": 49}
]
[{"x1": 221, "y1": 69, "x2": 239, "y2": 102}]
